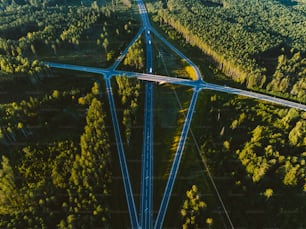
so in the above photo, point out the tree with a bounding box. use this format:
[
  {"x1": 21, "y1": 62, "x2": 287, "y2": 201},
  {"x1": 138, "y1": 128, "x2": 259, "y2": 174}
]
[
  {"x1": 263, "y1": 188, "x2": 274, "y2": 199},
  {"x1": 115, "y1": 76, "x2": 141, "y2": 142},
  {"x1": 103, "y1": 38, "x2": 109, "y2": 57},
  {"x1": 288, "y1": 121, "x2": 305, "y2": 147},
  {"x1": 181, "y1": 185, "x2": 208, "y2": 228},
  {"x1": 206, "y1": 218, "x2": 213, "y2": 228},
  {"x1": 69, "y1": 92, "x2": 112, "y2": 227},
  {"x1": 283, "y1": 161, "x2": 299, "y2": 185},
  {"x1": 123, "y1": 38, "x2": 144, "y2": 70},
  {"x1": 0, "y1": 156, "x2": 23, "y2": 214},
  {"x1": 52, "y1": 90, "x2": 60, "y2": 99}
]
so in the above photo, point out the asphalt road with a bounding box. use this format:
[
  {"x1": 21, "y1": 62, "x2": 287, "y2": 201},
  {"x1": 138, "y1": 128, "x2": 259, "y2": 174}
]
[
  {"x1": 139, "y1": 0, "x2": 154, "y2": 227},
  {"x1": 202, "y1": 82, "x2": 306, "y2": 111},
  {"x1": 140, "y1": 82, "x2": 154, "y2": 229},
  {"x1": 137, "y1": 0, "x2": 151, "y2": 28}
]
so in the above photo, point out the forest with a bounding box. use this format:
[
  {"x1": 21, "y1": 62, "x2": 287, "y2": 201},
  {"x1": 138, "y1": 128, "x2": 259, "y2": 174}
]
[
  {"x1": 0, "y1": 0, "x2": 305, "y2": 228},
  {"x1": 0, "y1": 80, "x2": 114, "y2": 228},
  {"x1": 146, "y1": 0, "x2": 306, "y2": 103},
  {"x1": 188, "y1": 90, "x2": 306, "y2": 228}
]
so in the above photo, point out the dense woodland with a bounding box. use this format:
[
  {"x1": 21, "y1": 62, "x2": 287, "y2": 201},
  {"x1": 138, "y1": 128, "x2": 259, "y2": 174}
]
[
  {"x1": 146, "y1": 0, "x2": 306, "y2": 225},
  {"x1": 0, "y1": 0, "x2": 136, "y2": 76},
  {"x1": 0, "y1": 82, "x2": 114, "y2": 228},
  {"x1": 147, "y1": 0, "x2": 306, "y2": 103},
  {"x1": 190, "y1": 91, "x2": 306, "y2": 228}
]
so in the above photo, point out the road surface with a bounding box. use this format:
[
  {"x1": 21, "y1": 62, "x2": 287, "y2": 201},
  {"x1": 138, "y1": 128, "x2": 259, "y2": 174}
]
[
  {"x1": 139, "y1": 0, "x2": 154, "y2": 227},
  {"x1": 140, "y1": 82, "x2": 154, "y2": 229}
]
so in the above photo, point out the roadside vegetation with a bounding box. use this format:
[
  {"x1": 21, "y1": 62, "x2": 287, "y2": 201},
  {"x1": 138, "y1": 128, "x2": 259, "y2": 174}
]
[
  {"x1": 153, "y1": 85, "x2": 193, "y2": 208},
  {"x1": 152, "y1": 34, "x2": 196, "y2": 79},
  {"x1": 121, "y1": 36, "x2": 145, "y2": 72},
  {"x1": 115, "y1": 76, "x2": 142, "y2": 143}
]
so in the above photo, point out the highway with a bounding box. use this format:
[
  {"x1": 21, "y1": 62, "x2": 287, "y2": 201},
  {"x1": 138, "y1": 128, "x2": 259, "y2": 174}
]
[
  {"x1": 137, "y1": 0, "x2": 151, "y2": 28},
  {"x1": 140, "y1": 82, "x2": 154, "y2": 229},
  {"x1": 154, "y1": 89, "x2": 200, "y2": 229},
  {"x1": 44, "y1": 62, "x2": 194, "y2": 86},
  {"x1": 202, "y1": 82, "x2": 306, "y2": 111},
  {"x1": 139, "y1": 0, "x2": 154, "y2": 227},
  {"x1": 105, "y1": 78, "x2": 139, "y2": 228}
]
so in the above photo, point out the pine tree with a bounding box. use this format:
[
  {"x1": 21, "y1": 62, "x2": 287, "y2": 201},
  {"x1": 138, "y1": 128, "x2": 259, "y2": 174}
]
[
  {"x1": 0, "y1": 156, "x2": 23, "y2": 214},
  {"x1": 181, "y1": 185, "x2": 208, "y2": 228},
  {"x1": 69, "y1": 92, "x2": 112, "y2": 227}
]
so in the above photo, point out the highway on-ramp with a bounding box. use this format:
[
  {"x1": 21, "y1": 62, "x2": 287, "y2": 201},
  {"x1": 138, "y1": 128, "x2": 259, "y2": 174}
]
[
  {"x1": 110, "y1": 27, "x2": 145, "y2": 71},
  {"x1": 150, "y1": 26, "x2": 201, "y2": 80}
]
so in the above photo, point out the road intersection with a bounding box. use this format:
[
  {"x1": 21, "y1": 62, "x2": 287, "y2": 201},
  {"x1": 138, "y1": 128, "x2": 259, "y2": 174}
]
[{"x1": 44, "y1": 0, "x2": 306, "y2": 228}]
